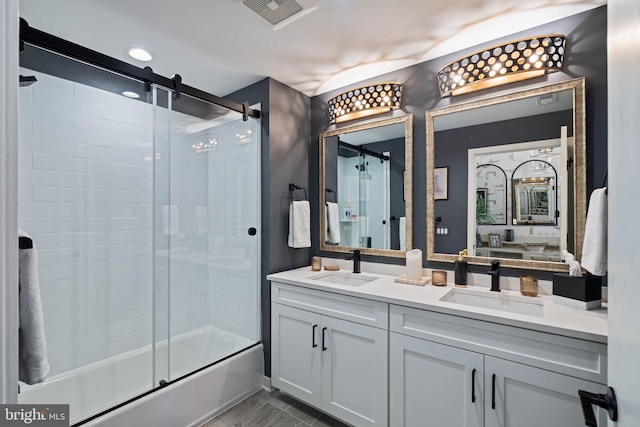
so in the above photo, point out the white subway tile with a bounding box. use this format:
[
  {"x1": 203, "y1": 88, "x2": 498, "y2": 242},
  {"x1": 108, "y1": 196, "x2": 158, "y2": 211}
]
[
  {"x1": 73, "y1": 98, "x2": 111, "y2": 119},
  {"x1": 108, "y1": 107, "x2": 154, "y2": 128},
  {"x1": 30, "y1": 71, "x2": 74, "y2": 96},
  {"x1": 74, "y1": 143, "x2": 152, "y2": 167},
  {"x1": 31, "y1": 86, "x2": 75, "y2": 112},
  {"x1": 19, "y1": 117, "x2": 32, "y2": 135},
  {"x1": 32, "y1": 121, "x2": 76, "y2": 142},
  {"x1": 74, "y1": 113, "x2": 152, "y2": 141},
  {"x1": 19, "y1": 134, "x2": 75, "y2": 157},
  {"x1": 19, "y1": 185, "x2": 32, "y2": 201},
  {"x1": 33, "y1": 120, "x2": 111, "y2": 147},
  {"x1": 20, "y1": 102, "x2": 74, "y2": 126},
  {"x1": 18, "y1": 151, "x2": 33, "y2": 169}
]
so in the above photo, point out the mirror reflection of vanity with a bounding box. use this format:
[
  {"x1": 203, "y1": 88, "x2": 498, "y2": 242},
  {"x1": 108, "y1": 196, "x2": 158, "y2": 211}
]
[
  {"x1": 320, "y1": 115, "x2": 413, "y2": 258},
  {"x1": 426, "y1": 79, "x2": 586, "y2": 271}
]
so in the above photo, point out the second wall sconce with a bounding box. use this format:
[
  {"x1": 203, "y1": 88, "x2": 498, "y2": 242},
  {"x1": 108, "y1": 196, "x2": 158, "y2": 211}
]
[
  {"x1": 437, "y1": 34, "x2": 566, "y2": 98},
  {"x1": 328, "y1": 82, "x2": 403, "y2": 124}
]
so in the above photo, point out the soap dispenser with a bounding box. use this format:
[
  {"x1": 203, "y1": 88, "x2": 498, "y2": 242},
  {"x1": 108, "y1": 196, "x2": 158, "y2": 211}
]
[{"x1": 454, "y1": 249, "x2": 468, "y2": 288}]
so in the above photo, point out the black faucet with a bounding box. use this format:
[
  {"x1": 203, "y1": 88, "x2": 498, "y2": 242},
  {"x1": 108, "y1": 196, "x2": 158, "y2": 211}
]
[
  {"x1": 488, "y1": 260, "x2": 501, "y2": 292},
  {"x1": 346, "y1": 249, "x2": 361, "y2": 273}
]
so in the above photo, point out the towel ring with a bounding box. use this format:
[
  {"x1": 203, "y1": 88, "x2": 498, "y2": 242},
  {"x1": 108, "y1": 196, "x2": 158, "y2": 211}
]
[
  {"x1": 289, "y1": 183, "x2": 307, "y2": 202},
  {"x1": 325, "y1": 189, "x2": 337, "y2": 203}
]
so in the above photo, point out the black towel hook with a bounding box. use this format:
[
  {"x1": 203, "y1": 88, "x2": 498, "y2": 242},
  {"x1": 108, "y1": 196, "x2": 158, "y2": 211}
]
[{"x1": 19, "y1": 236, "x2": 33, "y2": 249}]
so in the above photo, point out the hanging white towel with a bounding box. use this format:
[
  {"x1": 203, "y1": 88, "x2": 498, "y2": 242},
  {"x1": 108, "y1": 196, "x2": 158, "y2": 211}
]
[
  {"x1": 581, "y1": 188, "x2": 607, "y2": 276},
  {"x1": 399, "y1": 217, "x2": 406, "y2": 251},
  {"x1": 18, "y1": 229, "x2": 49, "y2": 385},
  {"x1": 288, "y1": 201, "x2": 311, "y2": 248},
  {"x1": 325, "y1": 202, "x2": 340, "y2": 244}
]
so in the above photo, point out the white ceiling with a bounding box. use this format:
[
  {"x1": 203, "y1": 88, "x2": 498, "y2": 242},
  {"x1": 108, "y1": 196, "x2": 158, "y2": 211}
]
[{"x1": 18, "y1": 0, "x2": 606, "y2": 98}]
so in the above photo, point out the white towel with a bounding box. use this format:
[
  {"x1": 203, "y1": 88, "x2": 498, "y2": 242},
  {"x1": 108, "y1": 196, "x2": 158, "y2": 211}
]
[
  {"x1": 18, "y1": 229, "x2": 49, "y2": 385},
  {"x1": 288, "y1": 201, "x2": 311, "y2": 248},
  {"x1": 399, "y1": 217, "x2": 406, "y2": 251},
  {"x1": 325, "y1": 202, "x2": 340, "y2": 244},
  {"x1": 581, "y1": 188, "x2": 607, "y2": 276}
]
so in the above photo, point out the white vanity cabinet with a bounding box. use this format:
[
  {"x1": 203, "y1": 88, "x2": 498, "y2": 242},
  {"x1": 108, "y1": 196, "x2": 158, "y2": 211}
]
[
  {"x1": 485, "y1": 357, "x2": 608, "y2": 427},
  {"x1": 390, "y1": 304, "x2": 609, "y2": 427},
  {"x1": 390, "y1": 332, "x2": 484, "y2": 427},
  {"x1": 271, "y1": 282, "x2": 389, "y2": 427}
]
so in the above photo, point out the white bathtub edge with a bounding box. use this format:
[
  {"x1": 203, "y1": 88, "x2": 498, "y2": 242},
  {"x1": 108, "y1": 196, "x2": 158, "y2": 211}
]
[
  {"x1": 84, "y1": 344, "x2": 264, "y2": 427},
  {"x1": 261, "y1": 375, "x2": 273, "y2": 392}
]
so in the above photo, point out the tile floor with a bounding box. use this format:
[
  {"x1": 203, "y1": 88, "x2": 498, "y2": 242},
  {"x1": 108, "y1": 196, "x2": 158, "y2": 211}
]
[{"x1": 200, "y1": 389, "x2": 350, "y2": 427}]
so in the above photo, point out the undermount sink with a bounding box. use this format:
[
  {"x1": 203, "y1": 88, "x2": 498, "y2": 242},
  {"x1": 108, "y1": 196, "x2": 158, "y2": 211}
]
[
  {"x1": 440, "y1": 287, "x2": 544, "y2": 317},
  {"x1": 309, "y1": 272, "x2": 378, "y2": 287}
]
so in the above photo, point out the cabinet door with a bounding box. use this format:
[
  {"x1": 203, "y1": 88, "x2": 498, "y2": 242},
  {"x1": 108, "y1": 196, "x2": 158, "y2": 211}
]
[
  {"x1": 321, "y1": 316, "x2": 388, "y2": 427},
  {"x1": 485, "y1": 356, "x2": 608, "y2": 427},
  {"x1": 271, "y1": 303, "x2": 322, "y2": 407},
  {"x1": 390, "y1": 333, "x2": 484, "y2": 427}
]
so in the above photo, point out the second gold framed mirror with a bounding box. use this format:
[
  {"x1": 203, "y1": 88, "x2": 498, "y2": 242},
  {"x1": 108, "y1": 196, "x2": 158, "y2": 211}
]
[{"x1": 426, "y1": 79, "x2": 586, "y2": 272}]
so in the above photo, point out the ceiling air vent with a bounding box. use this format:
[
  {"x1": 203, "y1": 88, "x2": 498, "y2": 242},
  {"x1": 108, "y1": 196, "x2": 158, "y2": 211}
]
[{"x1": 241, "y1": 0, "x2": 318, "y2": 29}]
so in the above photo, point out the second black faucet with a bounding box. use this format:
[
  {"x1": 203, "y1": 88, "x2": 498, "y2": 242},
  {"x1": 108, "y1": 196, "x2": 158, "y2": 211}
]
[{"x1": 347, "y1": 249, "x2": 361, "y2": 273}]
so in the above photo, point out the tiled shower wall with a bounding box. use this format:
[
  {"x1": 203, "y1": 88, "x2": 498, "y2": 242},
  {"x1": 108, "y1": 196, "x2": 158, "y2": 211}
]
[{"x1": 17, "y1": 70, "x2": 258, "y2": 378}]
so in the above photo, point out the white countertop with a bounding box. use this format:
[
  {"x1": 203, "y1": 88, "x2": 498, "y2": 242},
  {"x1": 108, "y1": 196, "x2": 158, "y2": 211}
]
[{"x1": 267, "y1": 265, "x2": 608, "y2": 344}]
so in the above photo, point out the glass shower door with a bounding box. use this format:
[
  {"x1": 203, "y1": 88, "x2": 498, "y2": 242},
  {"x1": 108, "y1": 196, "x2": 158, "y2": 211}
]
[
  {"x1": 17, "y1": 62, "x2": 157, "y2": 423},
  {"x1": 161, "y1": 93, "x2": 261, "y2": 381}
]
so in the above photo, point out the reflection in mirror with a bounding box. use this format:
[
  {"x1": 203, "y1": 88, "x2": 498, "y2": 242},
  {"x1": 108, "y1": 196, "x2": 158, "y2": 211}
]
[
  {"x1": 469, "y1": 142, "x2": 564, "y2": 263},
  {"x1": 320, "y1": 115, "x2": 412, "y2": 258},
  {"x1": 512, "y1": 160, "x2": 558, "y2": 225},
  {"x1": 426, "y1": 79, "x2": 586, "y2": 271}
]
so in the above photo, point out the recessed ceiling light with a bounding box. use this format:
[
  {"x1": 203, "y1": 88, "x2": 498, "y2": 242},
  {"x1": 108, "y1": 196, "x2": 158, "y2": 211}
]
[
  {"x1": 122, "y1": 91, "x2": 140, "y2": 99},
  {"x1": 126, "y1": 48, "x2": 153, "y2": 62}
]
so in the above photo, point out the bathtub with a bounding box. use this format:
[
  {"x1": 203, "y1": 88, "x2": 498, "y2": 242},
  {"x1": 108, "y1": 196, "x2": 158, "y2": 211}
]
[{"x1": 19, "y1": 326, "x2": 264, "y2": 426}]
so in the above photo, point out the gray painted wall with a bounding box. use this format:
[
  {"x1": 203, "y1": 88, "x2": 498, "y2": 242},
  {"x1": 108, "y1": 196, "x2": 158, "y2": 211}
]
[
  {"x1": 228, "y1": 78, "x2": 311, "y2": 376},
  {"x1": 310, "y1": 6, "x2": 607, "y2": 280}
]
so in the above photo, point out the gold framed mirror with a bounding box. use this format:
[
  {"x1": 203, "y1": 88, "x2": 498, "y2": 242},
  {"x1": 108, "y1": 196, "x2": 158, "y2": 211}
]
[
  {"x1": 320, "y1": 114, "x2": 413, "y2": 258},
  {"x1": 426, "y1": 78, "x2": 586, "y2": 271}
]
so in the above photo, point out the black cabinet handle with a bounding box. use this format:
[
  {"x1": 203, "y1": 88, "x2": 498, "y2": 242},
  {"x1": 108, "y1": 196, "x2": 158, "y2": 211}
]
[
  {"x1": 312, "y1": 324, "x2": 318, "y2": 348},
  {"x1": 491, "y1": 374, "x2": 496, "y2": 410},
  {"x1": 247, "y1": 227, "x2": 257, "y2": 236},
  {"x1": 471, "y1": 369, "x2": 476, "y2": 403},
  {"x1": 579, "y1": 387, "x2": 618, "y2": 426},
  {"x1": 322, "y1": 327, "x2": 327, "y2": 351}
]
